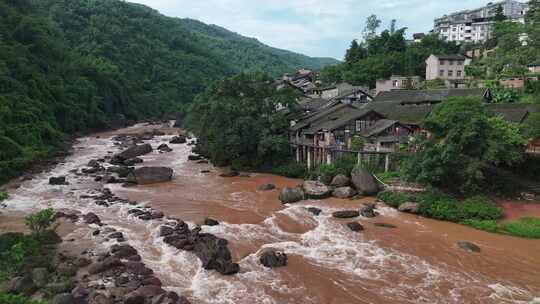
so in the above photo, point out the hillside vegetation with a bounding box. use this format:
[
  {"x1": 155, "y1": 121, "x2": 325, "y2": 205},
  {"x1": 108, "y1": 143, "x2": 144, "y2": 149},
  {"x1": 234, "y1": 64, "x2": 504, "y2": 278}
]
[{"x1": 0, "y1": 0, "x2": 336, "y2": 184}]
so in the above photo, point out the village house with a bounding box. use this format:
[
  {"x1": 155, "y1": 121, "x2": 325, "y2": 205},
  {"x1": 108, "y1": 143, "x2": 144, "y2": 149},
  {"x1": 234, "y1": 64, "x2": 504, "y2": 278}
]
[
  {"x1": 290, "y1": 88, "x2": 496, "y2": 168},
  {"x1": 529, "y1": 62, "x2": 540, "y2": 74},
  {"x1": 311, "y1": 83, "x2": 372, "y2": 102},
  {"x1": 425, "y1": 54, "x2": 472, "y2": 88},
  {"x1": 376, "y1": 75, "x2": 421, "y2": 94}
]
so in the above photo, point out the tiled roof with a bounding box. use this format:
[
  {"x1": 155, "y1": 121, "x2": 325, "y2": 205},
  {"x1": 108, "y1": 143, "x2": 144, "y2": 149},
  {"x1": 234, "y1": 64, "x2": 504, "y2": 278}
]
[
  {"x1": 374, "y1": 88, "x2": 487, "y2": 103},
  {"x1": 434, "y1": 54, "x2": 467, "y2": 60},
  {"x1": 361, "y1": 119, "x2": 398, "y2": 137}
]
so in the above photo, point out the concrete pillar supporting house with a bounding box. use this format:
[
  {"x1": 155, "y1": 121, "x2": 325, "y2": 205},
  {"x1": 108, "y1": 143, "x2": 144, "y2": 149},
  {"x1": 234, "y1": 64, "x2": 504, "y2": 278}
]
[
  {"x1": 384, "y1": 154, "x2": 390, "y2": 172},
  {"x1": 296, "y1": 147, "x2": 300, "y2": 162},
  {"x1": 357, "y1": 152, "x2": 361, "y2": 165},
  {"x1": 307, "y1": 147, "x2": 312, "y2": 169},
  {"x1": 326, "y1": 150, "x2": 332, "y2": 165}
]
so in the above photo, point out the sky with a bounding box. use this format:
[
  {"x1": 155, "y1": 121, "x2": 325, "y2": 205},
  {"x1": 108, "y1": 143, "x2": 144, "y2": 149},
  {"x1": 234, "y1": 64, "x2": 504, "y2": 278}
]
[{"x1": 129, "y1": 0, "x2": 490, "y2": 60}]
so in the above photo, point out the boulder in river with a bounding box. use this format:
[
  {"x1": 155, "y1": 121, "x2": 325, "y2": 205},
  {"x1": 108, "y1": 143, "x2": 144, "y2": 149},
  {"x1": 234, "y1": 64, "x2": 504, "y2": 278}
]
[
  {"x1": 306, "y1": 207, "x2": 322, "y2": 216},
  {"x1": 83, "y1": 212, "x2": 101, "y2": 225},
  {"x1": 332, "y1": 210, "x2": 360, "y2": 219},
  {"x1": 49, "y1": 176, "x2": 68, "y2": 185},
  {"x1": 157, "y1": 144, "x2": 173, "y2": 153},
  {"x1": 170, "y1": 135, "x2": 187, "y2": 144},
  {"x1": 51, "y1": 293, "x2": 75, "y2": 304},
  {"x1": 398, "y1": 202, "x2": 419, "y2": 214},
  {"x1": 360, "y1": 204, "x2": 378, "y2": 218},
  {"x1": 332, "y1": 187, "x2": 357, "y2": 199},
  {"x1": 127, "y1": 167, "x2": 173, "y2": 185},
  {"x1": 117, "y1": 144, "x2": 153, "y2": 160},
  {"x1": 193, "y1": 234, "x2": 240, "y2": 275},
  {"x1": 303, "y1": 181, "x2": 332, "y2": 199},
  {"x1": 331, "y1": 174, "x2": 350, "y2": 187},
  {"x1": 219, "y1": 168, "x2": 239, "y2": 178},
  {"x1": 347, "y1": 222, "x2": 364, "y2": 232},
  {"x1": 259, "y1": 249, "x2": 288, "y2": 268},
  {"x1": 279, "y1": 187, "x2": 304, "y2": 204},
  {"x1": 457, "y1": 241, "x2": 481, "y2": 253},
  {"x1": 350, "y1": 166, "x2": 379, "y2": 195}
]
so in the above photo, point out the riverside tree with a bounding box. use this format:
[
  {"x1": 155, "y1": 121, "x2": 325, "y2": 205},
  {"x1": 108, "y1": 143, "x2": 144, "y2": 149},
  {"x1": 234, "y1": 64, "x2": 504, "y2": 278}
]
[
  {"x1": 401, "y1": 97, "x2": 529, "y2": 193},
  {"x1": 185, "y1": 73, "x2": 300, "y2": 170}
]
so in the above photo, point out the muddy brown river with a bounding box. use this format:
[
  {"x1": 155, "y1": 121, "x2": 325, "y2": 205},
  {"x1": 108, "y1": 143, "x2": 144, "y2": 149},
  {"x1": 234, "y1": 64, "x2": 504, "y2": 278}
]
[{"x1": 1, "y1": 123, "x2": 540, "y2": 304}]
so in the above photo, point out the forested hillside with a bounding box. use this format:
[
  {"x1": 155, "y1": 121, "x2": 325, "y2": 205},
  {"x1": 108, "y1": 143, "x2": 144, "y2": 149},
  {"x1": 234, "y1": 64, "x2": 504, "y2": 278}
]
[{"x1": 0, "y1": 0, "x2": 336, "y2": 184}]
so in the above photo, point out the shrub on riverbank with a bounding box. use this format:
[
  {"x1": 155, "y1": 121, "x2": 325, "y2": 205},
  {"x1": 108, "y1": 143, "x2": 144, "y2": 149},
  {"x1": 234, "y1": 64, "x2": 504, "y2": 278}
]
[
  {"x1": 461, "y1": 219, "x2": 498, "y2": 233},
  {"x1": 271, "y1": 162, "x2": 307, "y2": 179},
  {"x1": 307, "y1": 155, "x2": 357, "y2": 184},
  {"x1": 0, "y1": 191, "x2": 8, "y2": 202},
  {"x1": 377, "y1": 191, "x2": 417, "y2": 208},
  {"x1": 0, "y1": 293, "x2": 47, "y2": 304},
  {"x1": 500, "y1": 217, "x2": 540, "y2": 239}
]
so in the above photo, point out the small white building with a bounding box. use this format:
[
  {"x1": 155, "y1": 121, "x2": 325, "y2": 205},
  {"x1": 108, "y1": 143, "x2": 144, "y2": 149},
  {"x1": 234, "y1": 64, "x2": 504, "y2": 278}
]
[{"x1": 425, "y1": 54, "x2": 471, "y2": 82}]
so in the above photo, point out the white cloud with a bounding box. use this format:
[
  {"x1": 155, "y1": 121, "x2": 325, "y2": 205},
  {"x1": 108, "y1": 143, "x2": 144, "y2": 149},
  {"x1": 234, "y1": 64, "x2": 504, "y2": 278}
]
[{"x1": 128, "y1": 0, "x2": 488, "y2": 59}]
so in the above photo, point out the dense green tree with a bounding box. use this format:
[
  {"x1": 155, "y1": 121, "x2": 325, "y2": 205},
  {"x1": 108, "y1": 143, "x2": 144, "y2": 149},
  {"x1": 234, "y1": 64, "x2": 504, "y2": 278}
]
[
  {"x1": 494, "y1": 4, "x2": 506, "y2": 22},
  {"x1": 402, "y1": 97, "x2": 529, "y2": 193},
  {"x1": 185, "y1": 73, "x2": 300, "y2": 169},
  {"x1": 321, "y1": 25, "x2": 459, "y2": 88}
]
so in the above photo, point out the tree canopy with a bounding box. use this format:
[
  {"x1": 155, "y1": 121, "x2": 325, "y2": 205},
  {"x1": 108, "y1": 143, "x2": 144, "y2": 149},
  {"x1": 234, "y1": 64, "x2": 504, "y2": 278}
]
[
  {"x1": 321, "y1": 17, "x2": 460, "y2": 88},
  {"x1": 185, "y1": 73, "x2": 300, "y2": 169},
  {"x1": 401, "y1": 97, "x2": 529, "y2": 193}
]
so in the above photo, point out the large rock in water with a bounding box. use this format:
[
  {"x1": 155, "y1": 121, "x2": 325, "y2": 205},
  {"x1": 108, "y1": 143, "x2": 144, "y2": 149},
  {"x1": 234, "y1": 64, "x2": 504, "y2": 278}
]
[
  {"x1": 332, "y1": 187, "x2": 357, "y2": 199},
  {"x1": 279, "y1": 188, "x2": 304, "y2": 204},
  {"x1": 127, "y1": 167, "x2": 173, "y2": 185},
  {"x1": 350, "y1": 166, "x2": 379, "y2": 195},
  {"x1": 117, "y1": 144, "x2": 153, "y2": 160},
  {"x1": 193, "y1": 234, "x2": 239, "y2": 275},
  {"x1": 303, "y1": 181, "x2": 331, "y2": 199},
  {"x1": 331, "y1": 174, "x2": 350, "y2": 187}
]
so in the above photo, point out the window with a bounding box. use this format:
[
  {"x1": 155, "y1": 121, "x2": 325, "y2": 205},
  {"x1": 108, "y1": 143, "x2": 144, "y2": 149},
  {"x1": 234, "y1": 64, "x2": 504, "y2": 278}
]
[
  {"x1": 439, "y1": 70, "x2": 445, "y2": 77},
  {"x1": 448, "y1": 70, "x2": 454, "y2": 77},
  {"x1": 457, "y1": 60, "x2": 463, "y2": 66},
  {"x1": 457, "y1": 70, "x2": 462, "y2": 77},
  {"x1": 449, "y1": 60, "x2": 454, "y2": 66},
  {"x1": 439, "y1": 60, "x2": 445, "y2": 65},
  {"x1": 356, "y1": 120, "x2": 368, "y2": 132},
  {"x1": 392, "y1": 80, "x2": 399, "y2": 87},
  {"x1": 452, "y1": 28, "x2": 457, "y2": 32}
]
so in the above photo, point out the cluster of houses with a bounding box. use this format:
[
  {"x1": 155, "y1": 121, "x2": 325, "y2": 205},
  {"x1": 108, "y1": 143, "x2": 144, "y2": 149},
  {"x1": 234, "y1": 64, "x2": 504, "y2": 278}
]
[{"x1": 280, "y1": 68, "x2": 540, "y2": 169}]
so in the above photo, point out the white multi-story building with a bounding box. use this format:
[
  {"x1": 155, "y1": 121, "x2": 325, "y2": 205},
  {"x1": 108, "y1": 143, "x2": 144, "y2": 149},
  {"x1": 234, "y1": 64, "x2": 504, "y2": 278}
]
[{"x1": 433, "y1": 0, "x2": 528, "y2": 43}]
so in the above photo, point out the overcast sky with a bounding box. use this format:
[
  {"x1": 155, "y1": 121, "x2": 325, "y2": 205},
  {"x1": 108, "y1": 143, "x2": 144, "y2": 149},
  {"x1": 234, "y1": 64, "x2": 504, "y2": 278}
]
[{"x1": 129, "y1": 0, "x2": 490, "y2": 60}]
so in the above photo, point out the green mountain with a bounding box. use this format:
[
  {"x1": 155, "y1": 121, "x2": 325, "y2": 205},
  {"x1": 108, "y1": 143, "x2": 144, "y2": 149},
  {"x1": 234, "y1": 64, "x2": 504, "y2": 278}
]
[{"x1": 0, "y1": 0, "x2": 337, "y2": 184}]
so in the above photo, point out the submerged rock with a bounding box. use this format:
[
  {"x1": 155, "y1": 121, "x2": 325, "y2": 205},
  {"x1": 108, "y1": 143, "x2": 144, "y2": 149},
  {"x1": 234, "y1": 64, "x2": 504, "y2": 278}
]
[
  {"x1": 347, "y1": 222, "x2": 364, "y2": 232},
  {"x1": 257, "y1": 183, "x2": 276, "y2": 191},
  {"x1": 279, "y1": 188, "x2": 304, "y2": 204},
  {"x1": 332, "y1": 210, "x2": 360, "y2": 219},
  {"x1": 373, "y1": 223, "x2": 397, "y2": 229},
  {"x1": 457, "y1": 241, "x2": 481, "y2": 253},
  {"x1": 127, "y1": 167, "x2": 173, "y2": 185},
  {"x1": 303, "y1": 180, "x2": 331, "y2": 199},
  {"x1": 188, "y1": 155, "x2": 202, "y2": 161},
  {"x1": 259, "y1": 249, "x2": 288, "y2": 268},
  {"x1": 219, "y1": 168, "x2": 239, "y2": 178},
  {"x1": 350, "y1": 166, "x2": 379, "y2": 195}
]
